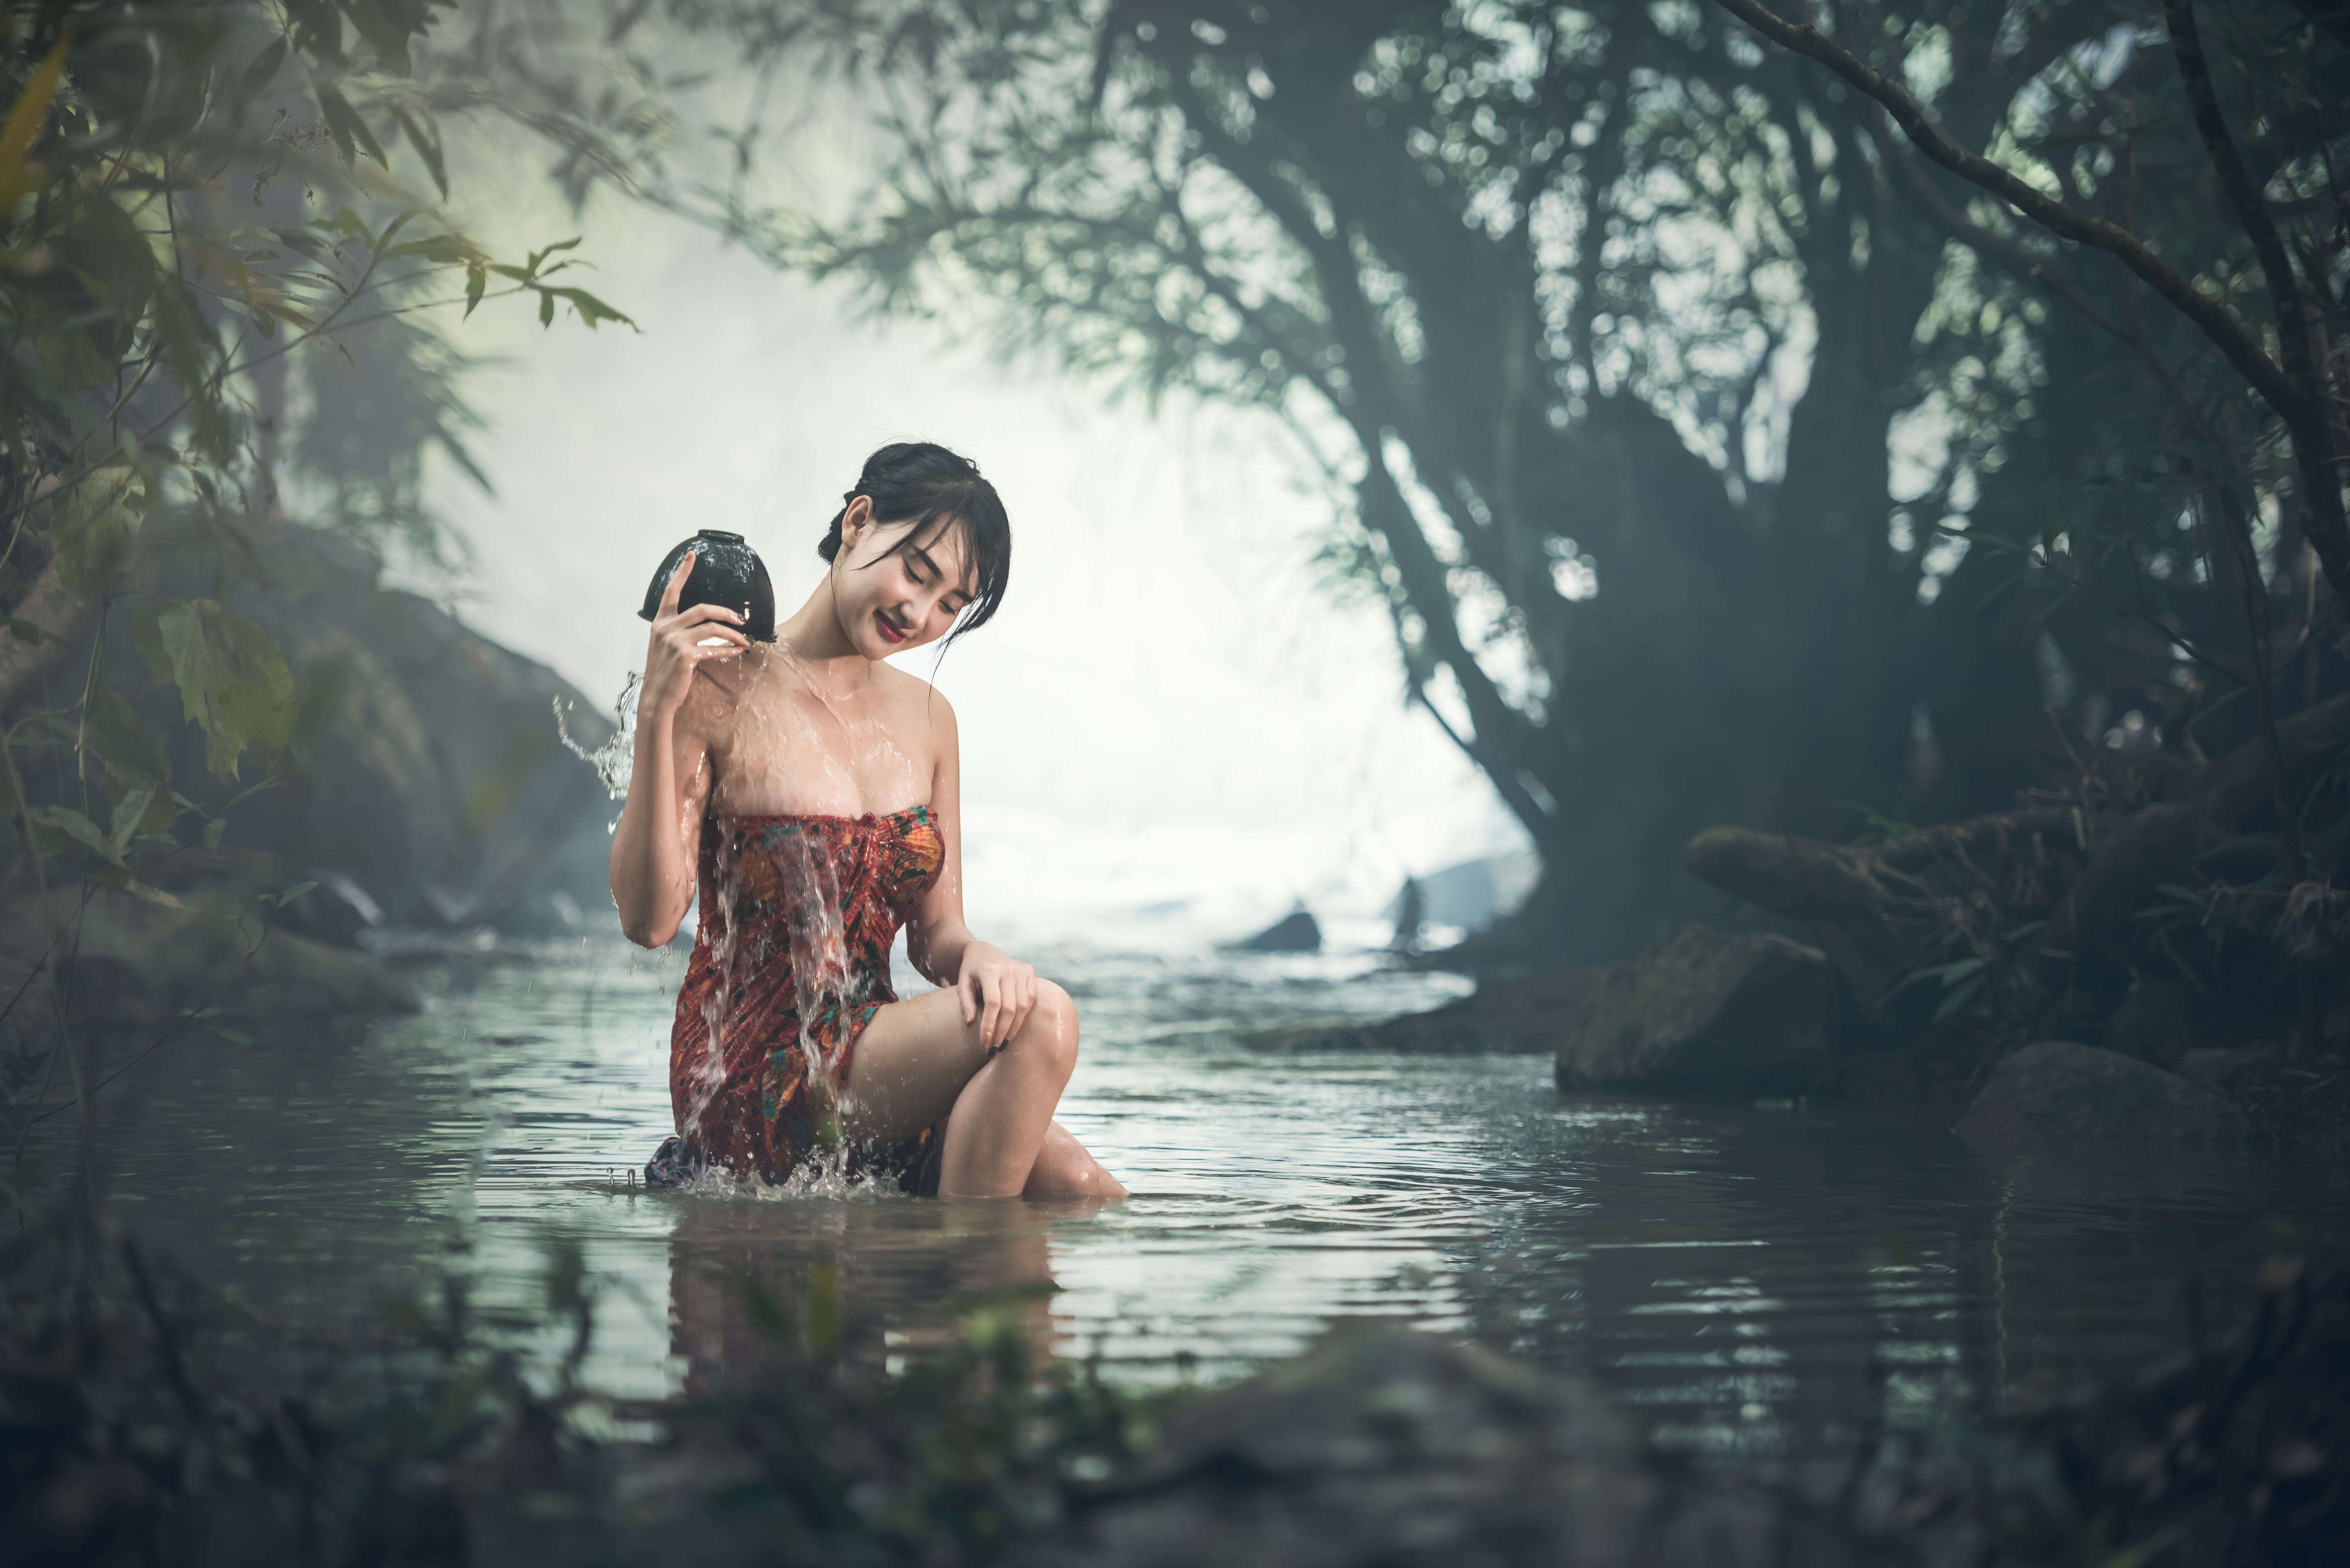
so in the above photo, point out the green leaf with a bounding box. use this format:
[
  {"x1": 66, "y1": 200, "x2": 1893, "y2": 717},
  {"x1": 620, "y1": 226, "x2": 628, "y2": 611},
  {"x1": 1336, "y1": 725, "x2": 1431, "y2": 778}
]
[
  {"x1": 51, "y1": 459, "x2": 152, "y2": 598},
  {"x1": 386, "y1": 233, "x2": 470, "y2": 264},
  {"x1": 24, "y1": 803, "x2": 124, "y2": 870},
  {"x1": 132, "y1": 599, "x2": 171, "y2": 681},
  {"x1": 343, "y1": 2, "x2": 427, "y2": 75},
  {"x1": 537, "y1": 286, "x2": 637, "y2": 332},
  {"x1": 274, "y1": 879, "x2": 318, "y2": 907},
  {"x1": 372, "y1": 209, "x2": 418, "y2": 257},
  {"x1": 134, "y1": 786, "x2": 177, "y2": 836},
  {"x1": 273, "y1": 227, "x2": 335, "y2": 264},
  {"x1": 148, "y1": 282, "x2": 230, "y2": 460},
  {"x1": 222, "y1": 616, "x2": 298, "y2": 765},
  {"x1": 1931, "y1": 974, "x2": 1984, "y2": 1023},
  {"x1": 313, "y1": 82, "x2": 387, "y2": 169},
  {"x1": 145, "y1": 600, "x2": 298, "y2": 779},
  {"x1": 107, "y1": 782, "x2": 157, "y2": 853},
  {"x1": 538, "y1": 287, "x2": 555, "y2": 328},
  {"x1": 241, "y1": 37, "x2": 290, "y2": 97},
  {"x1": 388, "y1": 104, "x2": 448, "y2": 197},
  {"x1": 72, "y1": 200, "x2": 157, "y2": 332},
  {"x1": 463, "y1": 260, "x2": 485, "y2": 319},
  {"x1": 202, "y1": 817, "x2": 226, "y2": 853},
  {"x1": 113, "y1": 874, "x2": 183, "y2": 908},
  {"x1": 524, "y1": 236, "x2": 582, "y2": 277},
  {"x1": 3, "y1": 616, "x2": 56, "y2": 646},
  {"x1": 2192, "y1": 833, "x2": 2280, "y2": 864},
  {"x1": 85, "y1": 679, "x2": 170, "y2": 784}
]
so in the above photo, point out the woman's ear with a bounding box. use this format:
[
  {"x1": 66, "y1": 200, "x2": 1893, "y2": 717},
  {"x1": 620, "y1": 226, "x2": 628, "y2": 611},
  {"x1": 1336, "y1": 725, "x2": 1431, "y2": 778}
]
[{"x1": 837, "y1": 495, "x2": 874, "y2": 558}]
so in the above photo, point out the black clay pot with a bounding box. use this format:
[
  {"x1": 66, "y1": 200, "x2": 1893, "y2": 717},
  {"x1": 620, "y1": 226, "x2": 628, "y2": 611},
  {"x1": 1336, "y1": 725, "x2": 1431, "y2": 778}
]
[{"x1": 639, "y1": 529, "x2": 777, "y2": 643}]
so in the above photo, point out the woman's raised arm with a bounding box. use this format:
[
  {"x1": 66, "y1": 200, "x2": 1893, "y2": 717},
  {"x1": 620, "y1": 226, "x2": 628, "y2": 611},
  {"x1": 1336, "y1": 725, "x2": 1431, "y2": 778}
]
[{"x1": 610, "y1": 554, "x2": 746, "y2": 948}]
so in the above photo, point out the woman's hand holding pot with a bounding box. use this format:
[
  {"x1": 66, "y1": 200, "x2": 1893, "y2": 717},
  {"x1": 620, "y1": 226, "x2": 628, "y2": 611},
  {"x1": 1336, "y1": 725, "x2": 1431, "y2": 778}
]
[{"x1": 641, "y1": 553, "x2": 749, "y2": 719}]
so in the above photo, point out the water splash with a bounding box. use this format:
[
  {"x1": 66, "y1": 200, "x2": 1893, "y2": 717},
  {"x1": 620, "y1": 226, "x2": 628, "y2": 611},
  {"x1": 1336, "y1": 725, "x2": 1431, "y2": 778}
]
[{"x1": 555, "y1": 671, "x2": 639, "y2": 800}]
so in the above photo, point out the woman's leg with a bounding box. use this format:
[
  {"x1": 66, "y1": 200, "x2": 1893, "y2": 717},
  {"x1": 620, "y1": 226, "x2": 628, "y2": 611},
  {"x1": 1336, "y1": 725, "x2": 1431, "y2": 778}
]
[
  {"x1": 844, "y1": 979, "x2": 1120, "y2": 1198},
  {"x1": 1023, "y1": 1121, "x2": 1127, "y2": 1200}
]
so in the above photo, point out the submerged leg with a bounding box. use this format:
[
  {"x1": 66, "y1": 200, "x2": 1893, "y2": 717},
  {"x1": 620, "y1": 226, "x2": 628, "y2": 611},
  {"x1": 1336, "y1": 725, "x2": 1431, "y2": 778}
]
[
  {"x1": 1023, "y1": 1120, "x2": 1126, "y2": 1200},
  {"x1": 845, "y1": 980, "x2": 1121, "y2": 1199}
]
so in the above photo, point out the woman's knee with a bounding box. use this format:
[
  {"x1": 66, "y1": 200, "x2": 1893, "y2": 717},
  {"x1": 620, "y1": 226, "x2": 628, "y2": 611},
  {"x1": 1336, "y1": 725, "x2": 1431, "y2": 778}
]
[{"x1": 1013, "y1": 979, "x2": 1079, "y2": 1081}]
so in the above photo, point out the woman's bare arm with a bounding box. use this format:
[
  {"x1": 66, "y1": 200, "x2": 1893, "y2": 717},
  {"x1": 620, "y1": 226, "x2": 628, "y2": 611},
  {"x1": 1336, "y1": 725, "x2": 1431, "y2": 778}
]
[
  {"x1": 905, "y1": 695, "x2": 1039, "y2": 1049},
  {"x1": 610, "y1": 555, "x2": 746, "y2": 947},
  {"x1": 906, "y1": 695, "x2": 972, "y2": 983}
]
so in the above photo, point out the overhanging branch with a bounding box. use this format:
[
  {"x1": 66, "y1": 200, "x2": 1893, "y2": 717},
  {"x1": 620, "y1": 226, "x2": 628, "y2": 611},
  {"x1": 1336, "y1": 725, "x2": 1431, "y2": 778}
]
[{"x1": 1703, "y1": 0, "x2": 2350, "y2": 601}]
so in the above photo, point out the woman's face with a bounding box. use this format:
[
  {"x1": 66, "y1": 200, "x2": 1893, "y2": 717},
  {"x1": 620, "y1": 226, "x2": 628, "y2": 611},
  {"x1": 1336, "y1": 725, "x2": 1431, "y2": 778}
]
[{"x1": 830, "y1": 501, "x2": 977, "y2": 659}]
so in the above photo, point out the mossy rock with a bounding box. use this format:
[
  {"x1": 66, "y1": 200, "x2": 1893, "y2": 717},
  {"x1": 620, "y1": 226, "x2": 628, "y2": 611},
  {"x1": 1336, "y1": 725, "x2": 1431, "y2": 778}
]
[
  {"x1": 1554, "y1": 926, "x2": 1826, "y2": 1094},
  {"x1": 1956, "y1": 1040, "x2": 2249, "y2": 1148}
]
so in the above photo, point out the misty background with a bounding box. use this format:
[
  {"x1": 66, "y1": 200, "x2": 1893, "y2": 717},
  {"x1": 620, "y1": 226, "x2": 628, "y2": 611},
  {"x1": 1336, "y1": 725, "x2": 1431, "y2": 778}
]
[{"x1": 421, "y1": 190, "x2": 1527, "y2": 949}]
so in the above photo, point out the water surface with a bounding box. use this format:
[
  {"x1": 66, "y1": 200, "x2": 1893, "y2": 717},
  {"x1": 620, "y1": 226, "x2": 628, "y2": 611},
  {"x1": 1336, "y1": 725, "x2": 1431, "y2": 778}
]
[{"x1": 73, "y1": 930, "x2": 2350, "y2": 1467}]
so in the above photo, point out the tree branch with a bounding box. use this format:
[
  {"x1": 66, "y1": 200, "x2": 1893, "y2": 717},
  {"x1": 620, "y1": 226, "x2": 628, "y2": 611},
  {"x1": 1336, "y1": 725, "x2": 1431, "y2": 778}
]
[{"x1": 1703, "y1": 0, "x2": 2350, "y2": 601}]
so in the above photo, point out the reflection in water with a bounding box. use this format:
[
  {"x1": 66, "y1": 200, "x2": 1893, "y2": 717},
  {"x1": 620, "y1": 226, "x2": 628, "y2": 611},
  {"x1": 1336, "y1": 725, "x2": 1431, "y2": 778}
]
[
  {"x1": 665, "y1": 1195, "x2": 1063, "y2": 1391},
  {"x1": 54, "y1": 928, "x2": 2350, "y2": 1469}
]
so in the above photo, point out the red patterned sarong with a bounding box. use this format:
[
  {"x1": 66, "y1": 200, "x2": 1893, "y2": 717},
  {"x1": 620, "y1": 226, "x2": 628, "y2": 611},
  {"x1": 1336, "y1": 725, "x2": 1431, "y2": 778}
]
[{"x1": 668, "y1": 806, "x2": 944, "y2": 1183}]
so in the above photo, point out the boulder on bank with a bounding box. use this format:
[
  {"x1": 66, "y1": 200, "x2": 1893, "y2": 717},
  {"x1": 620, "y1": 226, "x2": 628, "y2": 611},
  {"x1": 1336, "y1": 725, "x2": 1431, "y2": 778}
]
[
  {"x1": 1242, "y1": 967, "x2": 1602, "y2": 1055},
  {"x1": 0, "y1": 890, "x2": 420, "y2": 1022},
  {"x1": 1025, "y1": 1323, "x2": 1890, "y2": 1568},
  {"x1": 1955, "y1": 1041, "x2": 2249, "y2": 1148},
  {"x1": 1553, "y1": 926, "x2": 1826, "y2": 1094},
  {"x1": 59, "y1": 522, "x2": 622, "y2": 942}
]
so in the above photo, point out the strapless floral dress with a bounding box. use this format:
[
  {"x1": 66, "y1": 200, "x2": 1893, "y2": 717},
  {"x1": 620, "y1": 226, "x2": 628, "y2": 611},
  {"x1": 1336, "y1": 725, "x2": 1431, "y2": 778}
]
[{"x1": 664, "y1": 805, "x2": 944, "y2": 1186}]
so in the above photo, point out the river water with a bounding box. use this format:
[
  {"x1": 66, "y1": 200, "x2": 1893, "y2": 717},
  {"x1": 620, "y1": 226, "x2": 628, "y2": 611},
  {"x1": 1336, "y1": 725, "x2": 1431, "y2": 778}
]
[{"x1": 72, "y1": 928, "x2": 2350, "y2": 1468}]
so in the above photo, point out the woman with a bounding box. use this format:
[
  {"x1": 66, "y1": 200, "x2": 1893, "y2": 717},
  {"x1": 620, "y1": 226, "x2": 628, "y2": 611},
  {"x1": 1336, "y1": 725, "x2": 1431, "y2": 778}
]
[{"x1": 611, "y1": 443, "x2": 1126, "y2": 1201}]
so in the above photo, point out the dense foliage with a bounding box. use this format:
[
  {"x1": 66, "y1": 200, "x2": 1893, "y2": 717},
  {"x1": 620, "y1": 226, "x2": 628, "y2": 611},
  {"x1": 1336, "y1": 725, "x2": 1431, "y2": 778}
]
[{"x1": 0, "y1": 2, "x2": 627, "y2": 1164}]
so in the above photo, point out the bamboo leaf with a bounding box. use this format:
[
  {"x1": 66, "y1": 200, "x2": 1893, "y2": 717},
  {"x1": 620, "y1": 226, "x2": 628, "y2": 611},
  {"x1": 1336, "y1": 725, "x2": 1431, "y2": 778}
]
[
  {"x1": 240, "y1": 37, "x2": 289, "y2": 98},
  {"x1": 1931, "y1": 974, "x2": 1984, "y2": 1023},
  {"x1": 537, "y1": 286, "x2": 638, "y2": 331},
  {"x1": 0, "y1": 34, "x2": 69, "y2": 212},
  {"x1": 313, "y1": 82, "x2": 387, "y2": 170},
  {"x1": 388, "y1": 103, "x2": 447, "y2": 197},
  {"x1": 524, "y1": 236, "x2": 583, "y2": 276}
]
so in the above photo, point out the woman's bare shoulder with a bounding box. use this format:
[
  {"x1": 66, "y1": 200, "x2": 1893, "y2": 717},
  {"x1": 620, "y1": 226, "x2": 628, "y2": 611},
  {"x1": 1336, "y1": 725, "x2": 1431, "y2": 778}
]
[{"x1": 873, "y1": 663, "x2": 958, "y2": 741}]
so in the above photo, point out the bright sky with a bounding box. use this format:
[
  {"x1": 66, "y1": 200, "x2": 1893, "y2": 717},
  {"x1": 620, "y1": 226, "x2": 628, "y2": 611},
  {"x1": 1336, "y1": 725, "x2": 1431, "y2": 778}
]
[{"x1": 416, "y1": 154, "x2": 1524, "y2": 948}]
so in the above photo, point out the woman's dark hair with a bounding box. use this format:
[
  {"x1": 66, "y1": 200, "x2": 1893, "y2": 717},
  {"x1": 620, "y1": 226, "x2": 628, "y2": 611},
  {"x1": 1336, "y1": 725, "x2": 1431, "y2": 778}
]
[{"x1": 821, "y1": 442, "x2": 1010, "y2": 643}]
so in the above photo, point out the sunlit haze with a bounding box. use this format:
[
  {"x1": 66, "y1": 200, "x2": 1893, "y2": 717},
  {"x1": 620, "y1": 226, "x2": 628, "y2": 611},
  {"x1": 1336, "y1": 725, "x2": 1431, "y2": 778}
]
[{"x1": 421, "y1": 193, "x2": 1525, "y2": 948}]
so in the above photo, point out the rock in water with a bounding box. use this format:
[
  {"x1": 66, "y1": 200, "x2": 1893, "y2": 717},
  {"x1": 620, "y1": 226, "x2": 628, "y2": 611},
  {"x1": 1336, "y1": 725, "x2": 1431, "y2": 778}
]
[
  {"x1": 1957, "y1": 1040, "x2": 2249, "y2": 1147},
  {"x1": 0, "y1": 890, "x2": 420, "y2": 1021},
  {"x1": 1235, "y1": 910, "x2": 1321, "y2": 953},
  {"x1": 1553, "y1": 927, "x2": 1826, "y2": 1094},
  {"x1": 1025, "y1": 1322, "x2": 1890, "y2": 1568}
]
